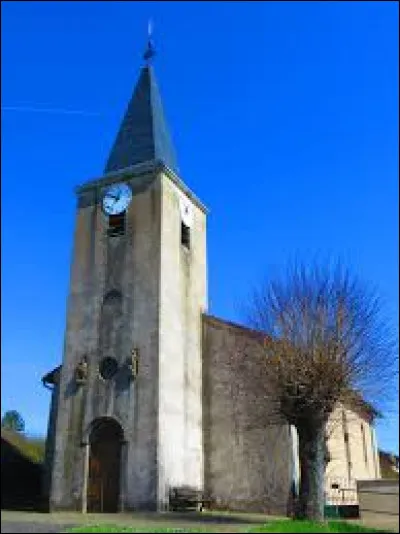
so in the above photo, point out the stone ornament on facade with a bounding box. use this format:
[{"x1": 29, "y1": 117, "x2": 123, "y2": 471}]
[
  {"x1": 127, "y1": 348, "x2": 139, "y2": 380},
  {"x1": 75, "y1": 356, "x2": 88, "y2": 386}
]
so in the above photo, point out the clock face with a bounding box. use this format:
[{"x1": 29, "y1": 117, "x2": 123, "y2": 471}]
[
  {"x1": 179, "y1": 196, "x2": 193, "y2": 227},
  {"x1": 102, "y1": 183, "x2": 132, "y2": 215}
]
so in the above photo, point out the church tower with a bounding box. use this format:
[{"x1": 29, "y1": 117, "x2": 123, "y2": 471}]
[{"x1": 44, "y1": 37, "x2": 208, "y2": 512}]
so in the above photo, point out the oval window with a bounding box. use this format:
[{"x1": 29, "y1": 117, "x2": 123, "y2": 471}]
[{"x1": 99, "y1": 357, "x2": 118, "y2": 380}]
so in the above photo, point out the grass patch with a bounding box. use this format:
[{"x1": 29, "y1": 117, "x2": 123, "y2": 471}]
[
  {"x1": 68, "y1": 527, "x2": 206, "y2": 533},
  {"x1": 67, "y1": 520, "x2": 392, "y2": 533},
  {"x1": 248, "y1": 519, "x2": 390, "y2": 533}
]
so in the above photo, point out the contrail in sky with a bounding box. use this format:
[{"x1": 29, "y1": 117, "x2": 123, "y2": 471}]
[{"x1": 1, "y1": 105, "x2": 101, "y2": 116}]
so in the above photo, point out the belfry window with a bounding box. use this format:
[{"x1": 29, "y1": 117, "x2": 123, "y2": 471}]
[
  {"x1": 181, "y1": 222, "x2": 190, "y2": 249},
  {"x1": 108, "y1": 212, "x2": 125, "y2": 237}
]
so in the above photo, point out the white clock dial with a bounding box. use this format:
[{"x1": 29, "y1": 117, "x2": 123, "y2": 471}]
[
  {"x1": 102, "y1": 183, "x2": 132, "y2": 215},
  {"x1": 179, "y1": 196, "x2": 193, "y2": 227}
]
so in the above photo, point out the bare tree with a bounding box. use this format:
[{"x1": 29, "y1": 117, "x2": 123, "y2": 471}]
[{"x1": 244, "y1": 261, "x2": 397, "y2": 521}]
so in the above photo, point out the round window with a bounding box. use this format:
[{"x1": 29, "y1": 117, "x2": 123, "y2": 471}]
[{"x1": 99, "y1": 357, "x2": 118, "y2": 380}]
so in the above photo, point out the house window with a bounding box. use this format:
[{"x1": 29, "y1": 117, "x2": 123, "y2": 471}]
[
  {"x1": 108, "y1": 212, "x2": 125, "y2": 237},
  {"x1": 361, "y1": 424, "x2": 368, "y2": 466},
  {"x1": 181, "y1": 222, "x2": 190, "y2": 249},
  {"x1": 342, "y1": 410, "x2": 352, "y2": 482}
]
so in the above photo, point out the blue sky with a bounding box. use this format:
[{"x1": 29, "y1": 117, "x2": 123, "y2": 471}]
[{"x1": 1, "y1": 1, "x2": 398, "y2": 453}]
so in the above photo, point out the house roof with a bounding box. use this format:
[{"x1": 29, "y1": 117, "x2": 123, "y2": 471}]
[
  {"x1": 202, "y1": 313, "x2": 267, "y2": 341},
  {"x1": 379, "y1": 450, "x2": 399, "y2": 479},
  {"x1": 1, "y1": 428, "x2": 45, "y2": 464},
  {"x1": 343, "y1": 390, "x2": 381, "y2": 422}
]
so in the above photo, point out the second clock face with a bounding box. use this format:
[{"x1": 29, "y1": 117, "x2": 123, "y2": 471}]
[{"x1": 102, "y1": 183, "x2": 132, "y2": 215}]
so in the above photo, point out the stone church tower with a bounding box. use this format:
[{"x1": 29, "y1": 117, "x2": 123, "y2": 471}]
[
  {"x1": 42, "y1": 40, "x2": 207, "y2": 512},
  {"x1": 42, "y1": 36, "x2": 382, "y2": 518}
]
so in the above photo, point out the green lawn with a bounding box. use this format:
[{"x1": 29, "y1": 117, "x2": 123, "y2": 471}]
[
  {"x1": 248, "y1": 519, "x2": 390, "y2": 532},
  {"x1": 67, "y1": 519, "x2": 391, "y2": 533},
  {"x1": 68, "y1": 528, "x2": 202, "y2": 533}
]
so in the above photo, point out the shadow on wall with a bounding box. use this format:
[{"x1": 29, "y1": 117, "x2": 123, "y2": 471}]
[{"x1": 1, "y1": 431, "x2": 44, "y2": 511}]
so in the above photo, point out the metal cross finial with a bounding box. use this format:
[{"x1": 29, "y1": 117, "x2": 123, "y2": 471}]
[{"x1": 143, "y1": 19, "x2": 156, "y2": 62}]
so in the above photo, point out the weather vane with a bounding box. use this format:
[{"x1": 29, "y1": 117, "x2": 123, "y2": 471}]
[{"x1": 143, "y1": 19, "x2": 156, "y2": 62}]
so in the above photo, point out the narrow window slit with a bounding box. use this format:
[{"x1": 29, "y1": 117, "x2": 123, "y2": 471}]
[{"x1": 181, "y1": 222, "x2": 190, "y2": 249}]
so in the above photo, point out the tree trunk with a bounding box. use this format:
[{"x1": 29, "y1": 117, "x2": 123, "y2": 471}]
[{"x1": 295, "y1": 424, "x2": 325, "y2": 521}]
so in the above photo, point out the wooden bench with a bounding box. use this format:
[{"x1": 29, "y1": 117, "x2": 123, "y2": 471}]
[{"x1": 169, "y1": 486, "x2": 211, "y2": 512}]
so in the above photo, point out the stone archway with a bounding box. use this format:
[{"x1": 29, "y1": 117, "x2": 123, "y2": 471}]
[{"x1": 87, "y1": 417, "x2": 123, "y2": 513}]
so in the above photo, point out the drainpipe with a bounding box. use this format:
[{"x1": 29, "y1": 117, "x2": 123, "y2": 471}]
[{"x1": 290, "y1": 425, "x2": 300, "y2": 500}]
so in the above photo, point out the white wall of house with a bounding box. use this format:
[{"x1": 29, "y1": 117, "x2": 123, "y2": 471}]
[{"x1": 290, "y1": 404, "x2": 380, "y2": 505}]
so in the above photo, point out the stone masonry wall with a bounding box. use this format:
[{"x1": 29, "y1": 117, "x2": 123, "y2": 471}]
[{"x1": 202, "y1": 314, "x2": 293, "y2": 515}]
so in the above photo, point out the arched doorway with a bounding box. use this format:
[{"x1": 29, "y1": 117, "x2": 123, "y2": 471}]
[{"x1": 87, "y1": 418, "x2": 123, "y2": 512}]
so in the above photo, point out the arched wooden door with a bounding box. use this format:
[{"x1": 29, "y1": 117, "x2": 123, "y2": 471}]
[{"x1": 87, "y1": 418, "x2": 123, "y2": 513}]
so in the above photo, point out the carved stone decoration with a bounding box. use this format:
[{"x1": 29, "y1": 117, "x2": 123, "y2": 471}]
[
  {"x1": 127, "y1": 348, "x2": 139, "y2": 380},
  {"x1": 75, "y1": 356, "x2": 88, "y2": 385}
]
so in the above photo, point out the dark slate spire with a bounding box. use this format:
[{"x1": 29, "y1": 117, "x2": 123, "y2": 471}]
[{"x1": 104, "y1": 31, "x2": 178, "y2": 175}]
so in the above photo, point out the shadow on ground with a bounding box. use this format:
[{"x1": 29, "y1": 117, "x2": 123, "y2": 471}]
[{"x1": 135, "y1": 512, "x2": 267, "y2": 525}]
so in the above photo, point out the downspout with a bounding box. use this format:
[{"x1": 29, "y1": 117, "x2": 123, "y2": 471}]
[
  {"x1": 41, "y1": 376, "x2": 55, "y2": 511},
  {"x1": 290, "y1": 425, "x2": 300, "y2": 499},
  {"x1": 370, "y1": 426, "x2": 381, "y2": 479}
]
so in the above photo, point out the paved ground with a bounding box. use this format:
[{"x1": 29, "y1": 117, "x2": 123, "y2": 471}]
[
  {"x1": 1, "y1": 522, "x2": 74, "y2": 533},
  {"x1": 347, "y1": 517, "x2": 399, "y2": 533},
  {"x1": 2, "y1": 510, "x2": 398, "y2": 533},
  {"x1": 0, "y1": 510, "x2": 272, "y2": 533}
]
